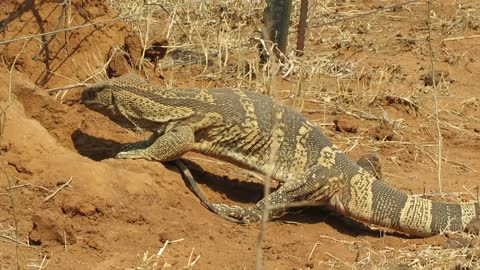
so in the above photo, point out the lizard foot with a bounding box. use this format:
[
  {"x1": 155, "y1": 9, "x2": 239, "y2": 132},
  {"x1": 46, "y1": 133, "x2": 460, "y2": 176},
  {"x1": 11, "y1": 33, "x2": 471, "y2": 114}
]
[
  {"x1": 119, "y1": 140, "x2": 152, "y2": 152},
  {"x1": 115, "y1": 136, "x2": 160, "y2": 159},
  {"x1": 211, "y1": 204, "x2": 263, "y2": 223},
  {"x1": 116, "y1": 149, "x2": 151, "y2": 160}
]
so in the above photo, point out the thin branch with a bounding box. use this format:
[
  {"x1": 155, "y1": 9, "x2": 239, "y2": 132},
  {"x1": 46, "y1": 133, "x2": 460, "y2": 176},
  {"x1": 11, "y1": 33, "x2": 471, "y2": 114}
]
[
  {"x1": 256, "y1": 51, "x2": 281, "y2": 270},
  {"x1": 43, "y1": 177, "x2": 73, "y2": 203},
  {"x1": 444, "y1": 34, "x2": 480, "y2": 41},
  {"x1": 45, "y1": 83, "x2": 86, "y2": 92},
  {"x1": 307, "y1": 0, "x2": 419, "y2": 30},
  {"x1": 137, "y1": 0, "x2": 152, "y2": 72},
  {"x1": 426, "y1": 0, "x2": 443, "y2": 197},
  {"x1": 0, "y1": 13, "x2": 145, "y2": 46}
]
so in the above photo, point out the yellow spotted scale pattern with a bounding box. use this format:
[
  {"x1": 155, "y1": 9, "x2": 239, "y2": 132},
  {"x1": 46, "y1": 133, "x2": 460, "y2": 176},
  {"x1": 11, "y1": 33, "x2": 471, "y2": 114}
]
[{"x1": 82, "y1": 74, "x2": 479, "y2": 237}]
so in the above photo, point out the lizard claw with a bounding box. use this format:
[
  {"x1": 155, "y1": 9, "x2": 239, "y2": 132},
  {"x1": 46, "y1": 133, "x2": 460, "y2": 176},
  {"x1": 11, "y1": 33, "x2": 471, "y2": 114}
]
[
  {"x1": 115, "y1": 149, "x2": 151, "y2": 160},
  {"x1": 210, "y1": 204, "x2": 262, "y2": 223},
  {"x1": 115, "y1": 151, "x2": 130, "y2": 159}
]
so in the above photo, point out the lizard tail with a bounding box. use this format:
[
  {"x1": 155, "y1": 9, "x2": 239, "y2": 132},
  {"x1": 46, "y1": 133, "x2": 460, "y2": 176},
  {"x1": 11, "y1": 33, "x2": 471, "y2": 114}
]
[{"x1": 333, "y1": 173, "x2": 480, "y2": 236}]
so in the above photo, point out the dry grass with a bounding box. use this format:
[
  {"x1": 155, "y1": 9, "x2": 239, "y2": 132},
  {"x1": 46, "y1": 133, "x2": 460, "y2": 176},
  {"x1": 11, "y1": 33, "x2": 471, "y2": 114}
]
[
  {"x1": 101, "y1": 0, "x2": 480, "y2": 269},
  {"x1": 122, "y1": 238, "x2": 203, "y2": 270},
  {"x1": 306, "y1": 233, "x2": 480, "y2": 269}
]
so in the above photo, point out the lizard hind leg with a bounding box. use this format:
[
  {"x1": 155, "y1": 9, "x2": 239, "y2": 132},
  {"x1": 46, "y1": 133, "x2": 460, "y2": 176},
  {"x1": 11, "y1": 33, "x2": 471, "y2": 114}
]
[
  {"x1": 209, "y1": 164, "x2": 342, "y2": 223},
  {"x1": 204, "y1": 156, "x2": 380, "y2": 224}
]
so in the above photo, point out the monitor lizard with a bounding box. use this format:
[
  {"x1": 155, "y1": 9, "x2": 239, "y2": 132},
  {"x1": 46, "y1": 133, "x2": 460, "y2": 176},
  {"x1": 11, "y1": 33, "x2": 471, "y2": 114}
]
[{"x1": 81, "y1": 74, "x2": 479, "y2": 237}]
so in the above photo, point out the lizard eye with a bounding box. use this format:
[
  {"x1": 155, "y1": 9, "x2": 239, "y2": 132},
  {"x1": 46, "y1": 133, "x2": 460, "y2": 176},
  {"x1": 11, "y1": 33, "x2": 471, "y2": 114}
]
[{"x1": 81, "y1": 89, "x2": 96, "y2": 103}]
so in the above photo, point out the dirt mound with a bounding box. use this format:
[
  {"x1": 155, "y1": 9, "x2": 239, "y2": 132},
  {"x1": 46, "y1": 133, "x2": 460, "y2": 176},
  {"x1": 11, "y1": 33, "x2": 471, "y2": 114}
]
[{"x1": 0, "y1": 72, "x2": 249, "y2": 267}]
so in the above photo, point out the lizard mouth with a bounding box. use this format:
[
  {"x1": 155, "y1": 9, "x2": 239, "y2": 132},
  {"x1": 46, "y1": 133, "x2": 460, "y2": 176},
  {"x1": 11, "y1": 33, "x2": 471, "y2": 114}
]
[
  {"x1": 81, "y1": 88, "x2": 110, "y2": 109},
  {"x1": 82, "y1": 100, "x2": 108, "y2": 111},
  {"x1": 82, "y1": 99, "x2": 116, "y2": 116}
]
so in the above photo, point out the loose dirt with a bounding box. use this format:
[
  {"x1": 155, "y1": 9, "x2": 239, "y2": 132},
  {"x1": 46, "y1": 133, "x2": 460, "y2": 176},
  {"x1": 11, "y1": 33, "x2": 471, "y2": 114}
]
[{"x1": 0, "y1": 0, "x2": 479, "y2": 269}]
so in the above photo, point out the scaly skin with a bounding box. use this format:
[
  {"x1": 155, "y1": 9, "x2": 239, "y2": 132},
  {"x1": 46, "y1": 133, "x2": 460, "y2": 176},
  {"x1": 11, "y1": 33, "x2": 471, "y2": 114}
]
[{"x1": 82, "y1": 74, "x2": 479, "y2": 237}]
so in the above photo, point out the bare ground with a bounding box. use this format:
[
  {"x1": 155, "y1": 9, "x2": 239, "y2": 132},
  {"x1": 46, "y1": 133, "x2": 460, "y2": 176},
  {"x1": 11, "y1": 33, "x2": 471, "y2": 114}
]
[{"x1": 0, "y1": 0, "x2": 479, "y2": 269}]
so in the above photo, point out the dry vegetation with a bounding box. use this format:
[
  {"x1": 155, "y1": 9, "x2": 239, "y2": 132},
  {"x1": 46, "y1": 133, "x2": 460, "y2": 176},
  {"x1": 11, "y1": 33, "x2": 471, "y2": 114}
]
[{"x1": 0, "y1": 0, "x2": 479, "y2": 269}]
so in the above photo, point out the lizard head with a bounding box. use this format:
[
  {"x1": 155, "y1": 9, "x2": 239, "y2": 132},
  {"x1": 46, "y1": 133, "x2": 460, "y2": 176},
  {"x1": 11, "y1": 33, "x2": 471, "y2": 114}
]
[
  {"x1": 81, "y1": 80, "x2": 145, "y2": 130},
  {"x1": 81, "y1": 82, "x2": 114, "y2": 111},
  {"x1": 81, "y1": 81, "x2": 132, "y2": 127},
  {"x1": 81, "y1": 74, "x2": 147, "y2": 114}
]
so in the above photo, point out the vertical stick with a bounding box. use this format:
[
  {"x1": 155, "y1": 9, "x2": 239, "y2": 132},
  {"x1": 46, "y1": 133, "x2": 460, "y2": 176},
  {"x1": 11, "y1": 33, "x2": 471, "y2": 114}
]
[
  {"x1": 275, "y1": 0, "x2": 293, "y2": 54},
  {"x1": 426, "y1": 0, "x2": 443, "y2": 197},
  {"x1": 296, "y1": 0, "x2": 308, "y2": 56},
  {"x1": 260, "y1": 0, "x2": 293, "y2": 63}
]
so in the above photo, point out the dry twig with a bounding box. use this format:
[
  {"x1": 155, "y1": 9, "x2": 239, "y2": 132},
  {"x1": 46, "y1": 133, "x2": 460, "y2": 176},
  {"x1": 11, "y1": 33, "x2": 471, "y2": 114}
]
[{"x1": 43, "y1": 177, "x2": 73, "y2": 203}]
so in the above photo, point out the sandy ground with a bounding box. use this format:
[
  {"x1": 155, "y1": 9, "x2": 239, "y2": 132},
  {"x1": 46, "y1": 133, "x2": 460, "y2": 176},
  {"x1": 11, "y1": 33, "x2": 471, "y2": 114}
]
[{"x1": 0, "y1": 0, "x2": 479, "y2": 269}]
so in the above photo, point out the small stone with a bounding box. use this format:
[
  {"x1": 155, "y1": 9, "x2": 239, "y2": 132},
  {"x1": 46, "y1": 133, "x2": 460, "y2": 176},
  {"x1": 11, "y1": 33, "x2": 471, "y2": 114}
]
[
  {"x1": 420, "y1": 70, "x2": 451, "y2": 86},
  {"x1": 106, "y1": 50, "x2": 130, "y2": 78},
  {"x1": 333, "y1": 115, "x2": 359, "y2": 133},
  {"x1": 124, "y1": 32, "x2": 143, "y2": 67},
  {"x1": 29, "y1": 209, "x2": 76, "y2": 246},
  {"x1": 368, "y1": 124, "x2": 394, "y2": 141},
  {"x1": 443, "y1": 236, "x2": 471, "y2": 249},
  {"x1": 144, "y1": 39, "x2": 168, "y2": 63},
  {"x1": 467, "y1": 248, "x2": 480, "y2": 260}
]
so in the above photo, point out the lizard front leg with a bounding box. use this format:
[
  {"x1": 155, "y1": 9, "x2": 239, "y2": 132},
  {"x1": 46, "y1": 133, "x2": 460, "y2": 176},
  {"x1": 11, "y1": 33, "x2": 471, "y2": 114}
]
[
  {"x1": 116, "y1": 125, "x2": 195, "y2": 161},
  {"x1": 118, "y1": 133, "x2": 159, "y2": 153}
]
